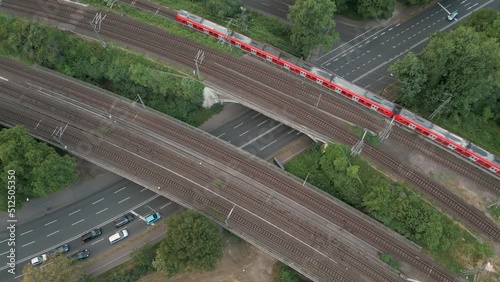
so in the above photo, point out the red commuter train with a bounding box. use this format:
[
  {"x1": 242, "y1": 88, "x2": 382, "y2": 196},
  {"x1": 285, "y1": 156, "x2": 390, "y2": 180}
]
[{"x1": 176, "y1": 10, "x2": 500, "y2": 176}]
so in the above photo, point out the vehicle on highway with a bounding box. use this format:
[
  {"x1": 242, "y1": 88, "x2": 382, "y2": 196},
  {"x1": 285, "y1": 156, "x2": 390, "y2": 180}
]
[
  {"x1": 71, "y1": 249, "x2": 90, "y2": 261},
  {"x1": 109, "y1": 229, "x2": 129, "y2": 244},
  {"x1": 48, "y1": 243, "x2": 69, "y2": 256},
  {"x1": 81, "y1": 228, "x2": 102, "y2": 243},
  {"x1": 30, "y1": 254, "x2": 47, "y2": 266},
  {"x1": 145, "y1": 212, "x2": 161, "y2": 225},
  {"x1": 447, "y1": 11, "x2": 458, "y2": 21},
  {"x1": 176, "y1": 10, "x2": 500, "y2": 177},
  {"x1": 114, "y1": 213, "x2": 135, "y2": 228}
]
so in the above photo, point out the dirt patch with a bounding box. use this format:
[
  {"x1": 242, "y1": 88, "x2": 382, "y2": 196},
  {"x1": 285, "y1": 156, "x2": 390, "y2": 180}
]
[{"x1": 138, "y1": 233, "x2": 276, "y2": 282}]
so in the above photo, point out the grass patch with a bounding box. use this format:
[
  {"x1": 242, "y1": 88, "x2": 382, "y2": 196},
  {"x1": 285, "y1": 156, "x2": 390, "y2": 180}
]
[
  {"x1": 82, "y1": 0, "x2": 299, "y2": 57},
  {"x1": 284, "y1": 143, "x2": 493, "y2": 273},
  {"x1": 487, "y1": 203, "x2": 500, "y2": 221},
  {"x1": 379, "y1": 253, "x2": 400, "y2": 271}
]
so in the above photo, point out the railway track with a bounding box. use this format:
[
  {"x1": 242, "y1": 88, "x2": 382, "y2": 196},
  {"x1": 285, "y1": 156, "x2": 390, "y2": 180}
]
[
  {"x1": 2, "y1": 1, "x2": 499, "y2": 243},
  {"x1": 0, "y1": 58, "x2": 463, "y2": 282},
  {"x1": 116, "y1": 0, "x2": 500, "y2": 194},
  {"x1": 0, "y1": 78, "x2": 398, "y2": 281}
]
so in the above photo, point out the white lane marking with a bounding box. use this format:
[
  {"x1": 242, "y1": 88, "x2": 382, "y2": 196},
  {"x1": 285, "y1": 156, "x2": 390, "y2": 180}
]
[
  {"x1": 326, "y1": 62, "x2": 331, "y2": 66},
  {"x1": 333, "y1": 58, "x2": 338, "y2": 62},
  {"x1": 92, "y1": 198, "x2": 104, "y2": 205},
  {"x1": 467, "y1": 3, "x2": 478, "y2": 9},
  {"x1": 464, "y1": 2, "x2": 472, "y2": 6},
  {"x1": 0, "y1": 76, "x2": 8, "y2": 81},
  {"x1": 44, "y1": 220, "x2": 57, "y2": 226},
  {"x1": 91, "y1": 238, "x2": 104, "y2": 245},
  {"x1": 261, "y1": 2, "x2": 270, "y2": 6},
  {"x1": 460, "y1": 0, "x2": 467, "y2": 3},
  {"x1": 160, "y1": 202, "x2": 172, "y2": 209},
  {"x1": 20, "y1": 230, "x2": 33, "y2": 236},
  {"x1": 118, "y1": 197, "x2": 130, "y2": 204},
  {"x1": 257, "y1": 120, "x2": 267, "y2": 126},
  {"x1": 239, "y1": 130, "x2": 249, "y2": 137},
  {"x1": 46, "y1": 230, "x2": 59, "y2": 237},
  {"x1": 114, "y1": 187, "x2": 126, "y2": 194},
  {"x1": 68, "y1": 209, "x2": 81, "y2": 216},
  {"x1": 251, "y1": 113, "x2": 260, "y2": 119},
  {"x1": 72, "y1": 219, "x2": 84, "y2": 226},
  {"x1": 240, "y1": 123, "x2": 282, "y2": 149},
  {"x1": 0, "y1": 239, "x2": 9, "y2": 244},
  {"x1": 365, "y1": 84, "x2": 371, "y2": 88},
  {"x1": 22, "y1": 241, "x2": 35, "y2": 248},
  {"x1": 287, "y1": 129, "x2": 294, "y2": 135},
  {"x1": 233, "y1": 122, "x2": 244, "y2": 129},
  {"x1": 0, "y1": 251, "x2": 9, "y2": 256},
  {"x1": 260, "y1": 140, "x2": 277, "y2": 151},
  {"x1": 216, "y1": 132, "x2": 225, "y2": 138},
  {"x1": 96, "y1": 208, "x2": 108, "y2": 215},
  {"x1": 296, "y1": 131, "x2": 301, "y2": 135},
  {"x1": 388, "y1": 28, "x2": 393, "y2": 31},
  {"x1": 140, "y1": 188, "x2": 147, "y2": 192}
]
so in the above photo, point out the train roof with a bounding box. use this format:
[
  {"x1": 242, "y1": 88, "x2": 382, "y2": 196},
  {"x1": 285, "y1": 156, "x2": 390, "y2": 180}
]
[
  {"x1": 232, "y1": 32, "x2": 281, "y2": 57},
  {"x1": 178, "y1": 10, "x2": 229, "y2": 35},
  {"x1": 310, "y1": 67, "x2": 333, "y2": 81},
  {"x1": 334, "y1": 77, "x2": 395, "y2": 110},
  {"x1": 279, "y1": 52, "x2": 300, "y2": 66}
]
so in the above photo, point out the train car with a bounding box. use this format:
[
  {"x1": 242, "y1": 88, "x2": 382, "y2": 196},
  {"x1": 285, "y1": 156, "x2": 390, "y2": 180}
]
[
  {"x1": 176, "y1": 10, "x2": 500, "y2": 176},
  {"x1": 395, "y1": 109, "x2": 500, "y2": 175},
  {"x1": 176, "y1": 10, "x2": 229, "y2": 41}
]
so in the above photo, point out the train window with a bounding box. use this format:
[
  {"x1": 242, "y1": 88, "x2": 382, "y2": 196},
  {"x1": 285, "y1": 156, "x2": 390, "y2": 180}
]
[
  {"x1": 490, "y1": 167, "x2": 499, "y2": 172},
  {"x1": 317, "y1": 79, "x2": 323, "y2": 85},
  {"x1": 469, "y1": 155, "x2": 478, "y2": 161},
  {"x1": 447, "y1": 144, "x2": 456, "y2": 150},
  {"x1": 409, "y1": 124, "x2": 416, "y2": 130},
  {"x1": 251, "y1": 49, "x2": 256, "y2": 55},
  {"x1": 352, "y1": 96, "x2": 359, "y2": 101},
  {"x1": 284, "y1": 64, "x2": 290, "y2": 70},
  {"x1": 370, "y1": 105, "x2": 378, "y2": 111},
  {"x1": 300, "y1": 71, "x2": 306, "y2": 77},
  {"x1": 429, "y1": 134, "x2": 436, "y2": 140},
  {"x1": 334, "y1": 88, "x2": 341, "y2": 93}
]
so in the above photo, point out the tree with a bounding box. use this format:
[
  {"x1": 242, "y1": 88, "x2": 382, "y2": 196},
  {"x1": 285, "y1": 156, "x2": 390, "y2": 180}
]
[
  {"x1": 288, "y1": 0, "x2": 339, "y2": 58},
  {"x1": 131, "y1": 243, "x2": 159, "y2": 272},
  {"x1": 205, "y1": 0, "x2": 242, "y2": 20},
  {"x1": 356, "y1": 0, "x2": 395, "y2": 20},
  {"x1": 153, "y1": 210, "x2": 223, "y2": 275},
  {"x1": 0, "y1": 126, "x2": 76, "y2": 211},
  {"x1": 276, "y1": 262, "x2": 303, "y2": 282},
  {"x1": 22, "y1": 254, "x2": 84, "y2": 282},
  {"x1": 461, "y1": 8, "x2": 500, "y2": 41},
  {"x1": 390, "y1": 26, "x2": 500, "y2": 118}
]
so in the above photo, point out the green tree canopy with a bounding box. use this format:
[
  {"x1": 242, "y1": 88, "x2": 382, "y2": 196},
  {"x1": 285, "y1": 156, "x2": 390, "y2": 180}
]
[
  {"x1": 356, "y1": 0, "x2": 395, "y2": 20},
  {"x1": 22, "y1": 254, "x2": 84, "y2": 282},
  {"x1": 390, "y1": 26, "x2": 500, "y2": 120},
  {"x1": 153, "y1": 210, "x2": 223, "y2": 275},
  {"x1": 205, "y1": 0, "x2": 242, "y2": 20},
  {"x1": 288, "y1": 0, "x2": 339, "y2": 58},
  {"x1": 461, "y1": 8, "x2": 500, "y2": 41},
  {"x1": 0, "y1": 126, "x2": 76, "y2": 211}
]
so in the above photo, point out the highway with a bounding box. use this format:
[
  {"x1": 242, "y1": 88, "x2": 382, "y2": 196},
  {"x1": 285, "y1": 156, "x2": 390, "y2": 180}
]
[
  {"x1": 243, "y1": 0, "x2": 496, "y2": 93},
  {"x1": 0, "y1": 181, "x2": 179, "y2": 281}
]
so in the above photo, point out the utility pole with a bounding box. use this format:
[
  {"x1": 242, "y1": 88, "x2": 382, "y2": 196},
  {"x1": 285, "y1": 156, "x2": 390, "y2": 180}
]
[
  {"x1": 429, "y1": 93, "x2": 452, "y2": 120},
  {"x1": 239, "y1": 6, "x2": 247, "y2": 32},
  {"x1": 52, "y1": 124, "x2": 68, "y2": 150},
  {"x1": 379, "y1": 117, "x2": 395, "y2": 142},
  {"x1": 90, "y1": 12, "x2": 107, "y2": 48},
  {"x1": 303, "y1": 172, "x2": 312, "y2": 186},
  {"x1": 105, "y1": 0, "x2": 125, "y2": 16},
  {"x1": 132, "y1": 94, "x2": 146, "y2": 109},
  {"x1": 220, "y1": 18, "x2": 234, "y2": 45},
  {"x1": 194, "y1": 50, "x2": 205, "y2": 79},
  {"x1": 351, "y1": 129, "x2": 367, "y2": 156},
  {"x1": 225, "y1": 204, "x2": 236, "y2": 228}
]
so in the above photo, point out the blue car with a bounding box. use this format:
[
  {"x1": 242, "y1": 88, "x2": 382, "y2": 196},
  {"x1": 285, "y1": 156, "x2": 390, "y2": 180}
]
[
  {"x1": 447, "y1": 11, "x2": 458, "y2": 21},
  {"x1": 145, "y1": 212, "x2": 161, "y2": 225}
]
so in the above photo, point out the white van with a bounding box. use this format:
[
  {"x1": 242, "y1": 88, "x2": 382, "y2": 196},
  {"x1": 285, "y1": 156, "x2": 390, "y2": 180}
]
[{"x1": 108, "y1": 229, "x2": 128, "y2": 244}]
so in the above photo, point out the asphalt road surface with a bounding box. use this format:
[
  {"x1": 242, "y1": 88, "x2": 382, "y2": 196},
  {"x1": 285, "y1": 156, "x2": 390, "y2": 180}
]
[
  {"x1": 243, "y1": 0, "x2": 496, "y2": 94},
  {"x1": 0, "y1": 179, "x2": 176, "y2": 281},
  {"x1": 209, "y1": 108, "x2": 304, "y2": 159}
]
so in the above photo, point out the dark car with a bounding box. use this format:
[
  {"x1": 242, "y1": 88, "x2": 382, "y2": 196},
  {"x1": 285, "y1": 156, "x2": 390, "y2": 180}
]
[
  {"x1": 114, "y1": 213, "x2": 135, "y2": 228},
  {"x1": 49, "y1": 244, "x2": 69, "y2": 256},
  {"x1": 81, "y1": 228, "x2": 102, "y2": 243},
  {"x1": 71, "y1": 249, "x2": 90, "y2": 261}
]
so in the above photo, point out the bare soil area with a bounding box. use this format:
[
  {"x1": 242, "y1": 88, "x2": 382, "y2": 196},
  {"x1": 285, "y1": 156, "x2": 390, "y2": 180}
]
[{"x1": 138, "y1": 234, "x2": 276, "y2": 282}]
